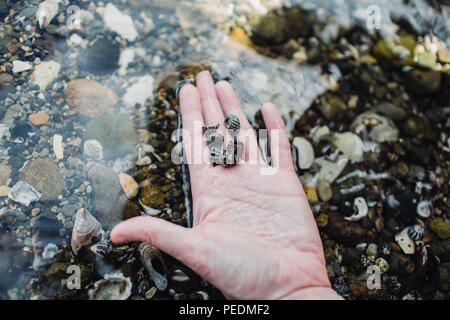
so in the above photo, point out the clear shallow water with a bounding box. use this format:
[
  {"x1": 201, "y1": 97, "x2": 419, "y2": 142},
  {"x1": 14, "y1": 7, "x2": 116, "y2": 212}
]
[{"x1": 0, "y1": 0, "x2": 449, "y2": 299}]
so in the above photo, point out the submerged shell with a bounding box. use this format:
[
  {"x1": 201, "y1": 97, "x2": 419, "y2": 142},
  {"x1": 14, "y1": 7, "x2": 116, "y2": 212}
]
[
  {"x1": 90, "y1": 231, "x2": 112, "y2": 257},
  {"x1": 84, "y1": 139, "x2": 103, "y2": 160},
  {"x1": 225, "y1": 114, "x2": 240, "y2": 130},
  {"x1": 71, "y1": 208, "x2": 102, "y2": 255},
  {"x1": 8, "y1": 181, "x2": 42, "y2": 206},
  {"x1": 408, "y1": 224, "x2": 425, "y2": 241},
  {"x1": 333, "y1": 132, "x2": 364, "y2": 162},
  {"x1": 395, "y1": 227, "x2": 415, "y2": 254},
  {"x1": 345, "y1": 197, "x2": 368, "y2": 222},
  {"x1": 351, "y1": 112, "x2": 399, "y2": 143},
  {"x1": 138, "y1": 243, "x2": 168, "y2": 291},
  {"x1": 36, "y1": 0, "x2": 60, "y2": 28},
  {"x1": 88, "y1": 271, "x2": 132, "y2": 300},
  {"x1": 292, "y1": 137, "x2": 315, "y2": 169}
]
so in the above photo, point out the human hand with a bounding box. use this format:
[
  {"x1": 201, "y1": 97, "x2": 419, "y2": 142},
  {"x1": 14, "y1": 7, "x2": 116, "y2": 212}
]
[{"x1": 111, "y1": 71, "x2": 342, "y2": 300}]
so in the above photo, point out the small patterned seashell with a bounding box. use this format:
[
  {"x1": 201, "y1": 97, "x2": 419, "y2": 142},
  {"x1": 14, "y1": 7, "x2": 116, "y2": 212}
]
[
  {"x1": 36, "y1": 0, "x2": 60, "y2": 28},
  {"x1": 71, "y1": 208, "x2": 102, "y2": 255},
  {"x1": 407, "y1": 224, "x2": 425, "y2": 241},
  {"x1": 84, "y1": 139, "x2": 103, "y2": 160},
  {"x1": 118, "y1": 173, "x2": 139, "y2": 199},
  {"x1": 225, "y1": 114, "x2": 240, "y2": 130},
  {"x1": 138, "y1": 243, "x2": 168, "y2": 291},
  {"x1": 206, "y1": 131, "x2": 224, "y2": 149},
  {"x1": 202, "y1": 123, "x2": 219, "y2": 131},
  {"x1": 90, "y1": 231, "x2": 112, "y2": 257},
  {"x1": 344, "y1": 197, "x2": 368, "y2": 222},
  {"x1": 8, "y1": 181, "x2": 42, "y2": 206},
  {"x1": 209, "y1": 147, "x2": 223, "y2": 165},
  {"x1": 88, "y1": 271, "x2": 132, "y2": 300},
  {"x1": 226, "y1": 137, "x2": 244, "y2": 164},
  {"x1": 395, "y1": 227, "x2": 415, "y2": 255}
]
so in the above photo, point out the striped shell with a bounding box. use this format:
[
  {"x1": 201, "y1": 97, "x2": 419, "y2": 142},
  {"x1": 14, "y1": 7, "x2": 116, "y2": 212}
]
[
  {"x1": 71, "y1": 208, "x2": 102, "y2": 255},
  {"x1": 225, "y1": 115, "x2": 240, "y2": 130},
  {"x1": 206, "y1": 131, "x2": 224, "y2": 149},
  {"x1": 90, "y1": 231, "x2": 112, "y2": 257},
  {"x1": 209, "y1": 147, "x2": 223, "y2": 165},
  {"x1": 36, "y1": 0, "x2": 60, "y2": 28},
  {"x1": 226, "y1": 137, "x2": 244, "y2": 162},
  {"x1": 138, "y1": 243, "x2": 168, "y2": 291},
  {"x1": 407, "y1": 224, "x2": 425, "y2": 241}
]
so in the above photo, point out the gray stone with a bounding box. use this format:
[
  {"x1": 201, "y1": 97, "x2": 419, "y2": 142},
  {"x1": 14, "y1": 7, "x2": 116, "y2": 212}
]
[{"x1": 83, "y1": 113, "x2": 138, "y2": 160}]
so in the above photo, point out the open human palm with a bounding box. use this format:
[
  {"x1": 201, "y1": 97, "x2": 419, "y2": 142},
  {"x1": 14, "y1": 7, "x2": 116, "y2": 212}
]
[{"x1": 111, "y1": 71, "x2": 341, "y2": 300}]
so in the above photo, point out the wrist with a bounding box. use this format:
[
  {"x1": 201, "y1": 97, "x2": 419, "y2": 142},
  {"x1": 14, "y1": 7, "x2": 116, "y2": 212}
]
[{"x1": 281, "y1": 286, "x2": 343, "y2": 300}]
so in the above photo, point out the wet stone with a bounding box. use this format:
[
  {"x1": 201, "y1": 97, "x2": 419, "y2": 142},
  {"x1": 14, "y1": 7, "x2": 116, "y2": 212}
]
[
  {"x1": 77, "y1": 37, "x2": 120, "y2": 75},
  {"x1": 83, "y1": 113, "x2": 138, "y2": 160},
  {"x1": 19, "y1": 158, "x2": 66, "y2": 202},
  {"x1": 87, "y1": 163, "x2": 122, "y2": 227},
  {"x1": 430, "y1": 218, "x2": 450, "y2": 239},
  {"x1": 404, "y1": 69, "x2": 441, "y2": 96},
  {"x1": 65, "y1": 79, "x2": 118, "y2": 119},
  {"x1": 141, "y1": 183, "x2": 165, "y2": 210}
]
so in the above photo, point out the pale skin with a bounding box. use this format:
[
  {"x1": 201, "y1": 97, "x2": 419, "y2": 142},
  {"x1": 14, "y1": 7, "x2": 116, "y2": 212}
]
[{"x1": 111, "y1": 71, "x2": 342, "y2": 300}]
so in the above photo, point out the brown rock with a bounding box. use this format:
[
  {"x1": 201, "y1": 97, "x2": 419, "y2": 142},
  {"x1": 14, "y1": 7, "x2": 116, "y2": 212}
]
[
  {"x1": 118, "y1": 173, "x2": 138, "y2": 199},
  {"x1": 28, "y1": 112, "x2": 49, "y2": 125},
  {"x1": 19, "y1": 158, "x2": 66, "y2": 202},
  {"x1": 65, "y1": 79, "x2": 118, "y2": 118},
  {"x1": 326, "y1": 212, "x2": 372, "y2": 245}
]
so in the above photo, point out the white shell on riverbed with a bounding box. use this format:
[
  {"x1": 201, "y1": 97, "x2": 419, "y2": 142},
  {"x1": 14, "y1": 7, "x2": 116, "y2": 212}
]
[
  {"x1": 333, "y1": 132, "x2": 364, "y2": 162},
  {"x1": 138, "y1": 243, "x2": 168, "y2": 291},
  {"x1": 8, "y1": 181, "x2": 42, "y2": 206},
  {"x1": 84, "y1": 139, "x2": 103, "y2": 160},
  {"x1": 395, "y1": 228, "x2": 415, "y2": 255},
  {"x1": 344, "y1": 197, "x2": 368, "y2": 221},
  {"x1": 36, "y1": 0, "x2": 60, "y2": 29},
  {"x1": 292, "y1": 137, "x2": 315, "y2": 169},
  {"x1": 88, "y1": 271, "x2": 132, "y2": 300},
  {"x1": 71, "y1": 208, "x2": 102, "y2": 255}
]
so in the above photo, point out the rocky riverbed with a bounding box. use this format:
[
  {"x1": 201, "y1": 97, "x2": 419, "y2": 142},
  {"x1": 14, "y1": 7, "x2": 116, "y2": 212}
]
[{"x1": 0, "y1": 0, "x2": 449, "y2": 300}]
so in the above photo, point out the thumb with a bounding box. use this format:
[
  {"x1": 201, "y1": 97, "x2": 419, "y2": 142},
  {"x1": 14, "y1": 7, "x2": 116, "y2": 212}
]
[{"x1": 110, "y1": 216, "x2": 204, "y2": 269}]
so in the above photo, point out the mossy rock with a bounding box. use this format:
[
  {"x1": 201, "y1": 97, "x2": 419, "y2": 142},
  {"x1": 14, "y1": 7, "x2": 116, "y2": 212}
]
[
  {"x1": 430, "y1": 218, "x2": 450, "y2": 239},
  {"x1": 373, "y1": 34, "x2": 416, "y2": 67},
  {"x1": 141, "y1": 183, "x2": 165, "y2": 210}
]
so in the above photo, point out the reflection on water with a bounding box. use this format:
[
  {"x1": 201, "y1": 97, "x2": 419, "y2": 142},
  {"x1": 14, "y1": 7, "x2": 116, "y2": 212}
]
[{"x1": 0, "y1": 0, "x2": 449, "y2": 300}]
